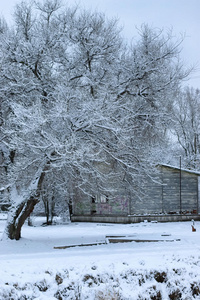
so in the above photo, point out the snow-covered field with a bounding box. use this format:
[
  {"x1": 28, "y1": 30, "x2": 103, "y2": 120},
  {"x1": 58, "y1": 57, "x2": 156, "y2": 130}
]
[{"x1": 0, "y1": 215, "x2": 200, "y2": 299}]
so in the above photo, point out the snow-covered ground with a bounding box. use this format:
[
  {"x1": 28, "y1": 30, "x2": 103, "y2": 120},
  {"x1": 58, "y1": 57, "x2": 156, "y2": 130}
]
[{"x1": 0, "y1": 214, "x2": 200, "y2": 299}]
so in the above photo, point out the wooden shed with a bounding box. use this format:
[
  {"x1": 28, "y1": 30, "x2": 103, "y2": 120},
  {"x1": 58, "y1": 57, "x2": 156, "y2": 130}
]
[{"x1": 71, "y1": 164, "x2": 200, "y2": 223}]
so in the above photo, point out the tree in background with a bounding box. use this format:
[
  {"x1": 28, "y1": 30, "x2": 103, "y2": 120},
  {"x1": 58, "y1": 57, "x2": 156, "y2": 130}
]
[
  {"x1": 171, "y1": 87, "x2": 200, "y2": 169},
  {"x1": 0, "y1": 0, "x2": 189, "y2": 240}
]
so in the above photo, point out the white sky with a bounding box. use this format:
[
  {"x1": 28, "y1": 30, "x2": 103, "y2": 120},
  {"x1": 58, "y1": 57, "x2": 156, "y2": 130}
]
[{"x1": 1, "y1": 0, "x2": 200, "y2": 88}]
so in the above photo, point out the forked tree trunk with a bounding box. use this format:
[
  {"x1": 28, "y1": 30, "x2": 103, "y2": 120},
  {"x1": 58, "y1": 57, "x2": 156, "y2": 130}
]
[
  {"x1": 5, "y1": 197, "x2": 39, "y2": 240},
  {"x1": 3, "y1": 167, "x2": 47, "y2": 240}
]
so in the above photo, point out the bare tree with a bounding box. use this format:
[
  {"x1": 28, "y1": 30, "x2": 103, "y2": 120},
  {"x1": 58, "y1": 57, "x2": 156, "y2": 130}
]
[
  {"x1": 171, "y1": 87, "x2": 200, "y2": 169},
  {"x1": 0, "y1": 1, "x2": 189, "y2": 240}
]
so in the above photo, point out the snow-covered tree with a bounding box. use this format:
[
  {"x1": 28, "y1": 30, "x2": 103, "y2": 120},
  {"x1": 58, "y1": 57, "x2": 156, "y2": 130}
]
[
  {"x1": 0, "y1": 0, "x2": 189, "y2": 240},
  {"x1": 0, "y1": 17, "x2": 11, "y2": 208},
  {"x1": 171, "y1": 87, "x2": 200, "y2": 169},
  {"x1": 0, "y1": 0, "x2": 71, "y2": 239}
]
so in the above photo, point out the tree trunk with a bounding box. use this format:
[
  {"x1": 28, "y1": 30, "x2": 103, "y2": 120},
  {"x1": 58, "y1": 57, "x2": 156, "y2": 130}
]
[
  {"x1": 5, "y1": 197, "x2": 39, "y2": 240},
  {"x1": 3, "y1": 166, "x2": 47, "y2": 240},
  {"x1": 43, "y1": 195, "x2": 55, "y2": 225},
  {"x1": 68, "y1": 198, "x2": 73, "y2": 220}
]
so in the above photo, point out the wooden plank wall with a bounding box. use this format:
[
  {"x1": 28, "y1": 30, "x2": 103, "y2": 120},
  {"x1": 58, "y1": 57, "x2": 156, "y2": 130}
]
[
  {"x1": 72, "y1": 165, "x2": 199, "y2": 216},
  {"x1": 162, "y1": 167, "x2": 198, "y2": 214},
  {"x1": 131, "y1": 166, "x2": 199, "y2": 215}
]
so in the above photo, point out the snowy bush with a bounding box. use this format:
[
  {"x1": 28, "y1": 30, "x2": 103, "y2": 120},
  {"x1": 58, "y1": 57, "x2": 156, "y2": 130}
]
[{"x1": 0, "y1": 263, "x2": 200, "y2": 299}]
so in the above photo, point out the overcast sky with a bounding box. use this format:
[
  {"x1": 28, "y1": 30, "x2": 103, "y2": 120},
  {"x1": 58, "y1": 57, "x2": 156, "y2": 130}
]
[{"x1": 1, "y1": 0, "x2": 200, "y2": 88}]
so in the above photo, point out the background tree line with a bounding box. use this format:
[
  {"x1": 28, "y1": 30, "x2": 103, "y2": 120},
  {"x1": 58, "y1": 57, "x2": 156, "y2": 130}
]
[{"x1": 0, "y1": 0, "x2": 197, "y2": 239}]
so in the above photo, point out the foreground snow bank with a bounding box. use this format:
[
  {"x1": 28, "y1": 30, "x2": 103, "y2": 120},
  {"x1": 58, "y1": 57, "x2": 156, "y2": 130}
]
[{"x1": 1, "y1": 256, "x2": 200, "y2": 299}]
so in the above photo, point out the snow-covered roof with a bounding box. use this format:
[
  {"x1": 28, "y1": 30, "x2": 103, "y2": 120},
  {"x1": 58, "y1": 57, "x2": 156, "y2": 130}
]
[{"x1": 159, "y1": 164, "x2": 200, "y2": 176}]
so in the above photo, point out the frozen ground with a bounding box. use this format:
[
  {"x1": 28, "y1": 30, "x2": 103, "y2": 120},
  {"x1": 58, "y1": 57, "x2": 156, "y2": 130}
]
[{"x1": 0, "y1": 214, "x2": 200, "y2": 299}]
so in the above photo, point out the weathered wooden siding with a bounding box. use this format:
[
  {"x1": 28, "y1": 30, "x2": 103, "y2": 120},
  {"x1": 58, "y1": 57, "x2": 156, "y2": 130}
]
[
  {"x1": 162, "y1": 167, "x2": 180, "y2": 212},
  {"x1": 131, "y1": 172, "x2": 163, "y2": 214},
  {"x1": 74, "y1": 194, "x2": 129, "y2": 216},
  {"x1": 161, "y1": 166, "x2": 198, "y2": 213},
  {"x1": 72, "y1": 165, "x2": 200, "y2": 219},
  {"x1": 72, "y1": 188, "x2": 91, "y2": 215},
  {"x1": 130, "y1": 166, "x2": 199, "y2": 215}
]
